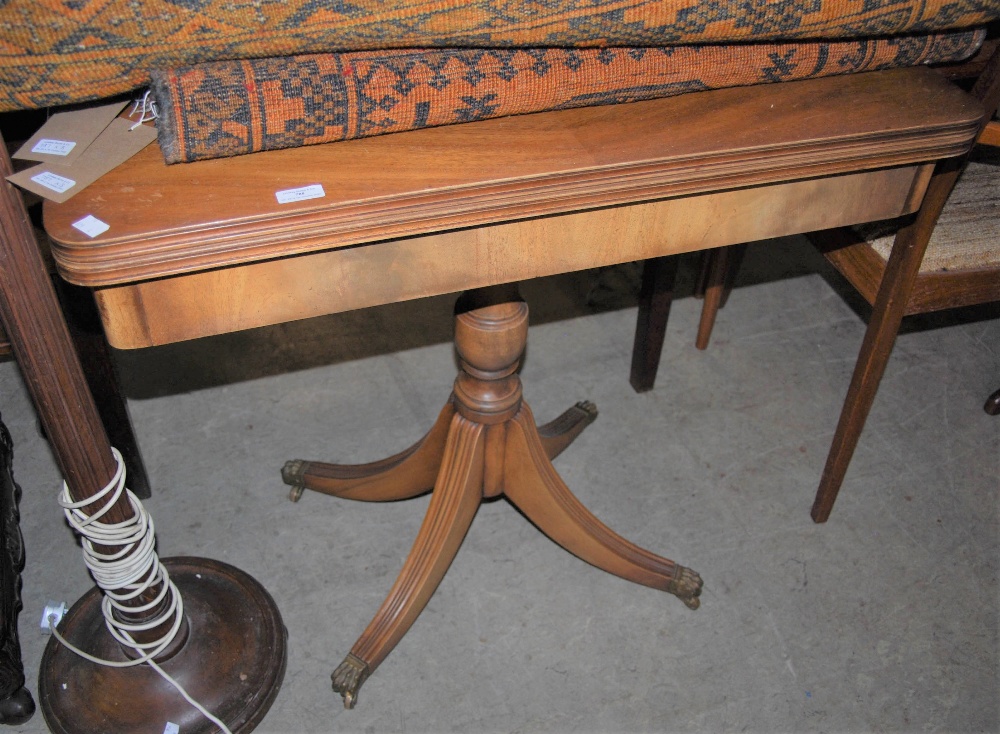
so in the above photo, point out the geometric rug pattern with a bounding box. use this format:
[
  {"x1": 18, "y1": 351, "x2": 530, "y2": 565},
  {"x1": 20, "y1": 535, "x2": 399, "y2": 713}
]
[
  {"x1": 1, "y1": 0, "x2": 996, "y2": 111},
  {"x1": 154, "y1": 31, "x2": 985, "y2": 163}
]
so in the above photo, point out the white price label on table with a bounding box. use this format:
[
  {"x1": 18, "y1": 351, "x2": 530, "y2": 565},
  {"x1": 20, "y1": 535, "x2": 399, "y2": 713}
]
[
  {"x1": 275, "y1": 184, "x2": 325, "y2": 204},
  {"x1": 71, "y1": 215, "x2": 111, "y2": 238}
]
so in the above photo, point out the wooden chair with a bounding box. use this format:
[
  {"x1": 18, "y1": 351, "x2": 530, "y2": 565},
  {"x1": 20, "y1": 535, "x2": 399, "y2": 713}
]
[{"x1": 629, "y1": 43, "x2": 1000, "y2": 522}]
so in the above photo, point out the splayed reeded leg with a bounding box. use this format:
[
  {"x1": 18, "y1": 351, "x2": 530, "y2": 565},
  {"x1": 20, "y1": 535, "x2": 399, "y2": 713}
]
[
  {"x1": 289, "y1": 287, "x2": 700, "y2": 709},
  {"x1": 332, "y1": 414, "x2": 485, "y2": 708},
  {"x1": 282, "y1": 401, "x2": 456, "y2": 502},
  {"x1": 505, "y1": 403, "x2": 702, "y2": 609},
  {"x1": 283, "y1": 398, "x2": 597, "y2": 503}
]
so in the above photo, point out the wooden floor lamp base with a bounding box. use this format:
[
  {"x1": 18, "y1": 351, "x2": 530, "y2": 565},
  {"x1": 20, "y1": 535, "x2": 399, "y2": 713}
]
[
  {"x1": 38, "y1": 557, "x2": 287, "y2": 734},
  {"x1": 282, "y1": 288, "x2": 703, "y2": 708}
]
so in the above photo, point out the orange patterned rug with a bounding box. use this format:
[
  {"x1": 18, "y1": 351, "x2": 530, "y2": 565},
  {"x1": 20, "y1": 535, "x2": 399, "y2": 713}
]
[
  {"x1": 1, "y1": 0, "x2": 996, "y2": 112},
  {"x1": 154, "y1": 30, "x2": 984, "y2": 163}
]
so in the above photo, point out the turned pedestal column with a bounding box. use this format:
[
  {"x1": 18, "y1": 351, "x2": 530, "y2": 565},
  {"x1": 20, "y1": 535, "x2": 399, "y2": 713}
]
[{"x1": 283, "y1": 286, "x2": 703, "y2": 708}]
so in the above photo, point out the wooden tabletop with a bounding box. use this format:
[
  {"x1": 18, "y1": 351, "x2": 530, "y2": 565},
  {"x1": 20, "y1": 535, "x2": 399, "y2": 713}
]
[{"x1": 46, "y1": 66, "x2": 982, "y2": 287}]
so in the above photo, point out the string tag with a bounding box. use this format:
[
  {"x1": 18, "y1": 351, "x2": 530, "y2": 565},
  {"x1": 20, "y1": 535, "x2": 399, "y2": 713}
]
[
  {"x1": 12, "y1": 101, "x2": 127, "y2": 166},
  {"x1": 129, "y1": 90, "x2": 159, "y2": 131},
  {"x1": 7, "y1": 119, "x2": 157, "y2": 203}
]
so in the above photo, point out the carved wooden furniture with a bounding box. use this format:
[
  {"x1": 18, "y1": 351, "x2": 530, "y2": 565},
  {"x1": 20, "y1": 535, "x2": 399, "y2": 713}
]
[
  {"x1": 42, "y1": 68, "x2": 983, "y2": 707},
  {"x1": 0, "y1": 416, "x2": 33, "y2": 725},
  {"x1": 806, "y1": 151, "x2": 1000, "y2": 521},
  {"x1": 630, "y1": 46, "x2": 1000, "y2": 522}
]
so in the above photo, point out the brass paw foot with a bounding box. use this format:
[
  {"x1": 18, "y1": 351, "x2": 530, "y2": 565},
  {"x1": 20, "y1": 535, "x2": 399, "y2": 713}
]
[
  {"x1": 281, "y1": 460, "x2": 306, "y2": 502},
  {"x1": 331, "y1": 653, "x2": 370, "y2": 709},
  {"x1": 666, "y1": 565, "x2": 703, "y2": 610}
]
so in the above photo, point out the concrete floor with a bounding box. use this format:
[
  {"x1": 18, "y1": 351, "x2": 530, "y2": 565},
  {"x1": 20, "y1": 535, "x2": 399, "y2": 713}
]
[{"x1": 1, "y1": 237, "x2": 997, "y2": 733}]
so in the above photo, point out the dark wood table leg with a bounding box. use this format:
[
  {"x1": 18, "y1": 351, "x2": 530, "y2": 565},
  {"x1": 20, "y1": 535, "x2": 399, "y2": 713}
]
[
  {"x1": 629, "y1": 255, "x2": 680, "y2": 393},
  {"x1": 0, "y1": 134, "x2": 286, "y2": 733},
  {"x1": 287, "y1": 286, "x2": 702, "y2": 708}
]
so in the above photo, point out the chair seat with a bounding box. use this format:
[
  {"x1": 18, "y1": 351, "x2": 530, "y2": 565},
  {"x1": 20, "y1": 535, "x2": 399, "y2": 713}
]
[{"x1": 860, "y1": 149, "x2": 1000, "y2": 273}]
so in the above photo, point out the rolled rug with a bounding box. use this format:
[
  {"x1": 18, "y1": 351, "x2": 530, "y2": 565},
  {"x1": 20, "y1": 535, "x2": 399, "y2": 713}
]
[
  {"x1": 152, "y1": 29, "x2": 984, "y2": 164},
  {"x1": 4, "y1": 0, "x2": 997, "y2": 111}
]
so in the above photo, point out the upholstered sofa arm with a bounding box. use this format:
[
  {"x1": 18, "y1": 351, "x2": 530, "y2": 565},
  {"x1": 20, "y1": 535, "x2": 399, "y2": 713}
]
[{"x1": 1, "y1": 0, "x2": 997, "y2": 112}]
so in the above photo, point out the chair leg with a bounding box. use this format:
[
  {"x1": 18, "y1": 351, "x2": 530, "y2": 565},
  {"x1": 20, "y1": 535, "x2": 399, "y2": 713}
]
[
  {"x1": 812, "y1": 160, "x2": 963, "y2": 523},
  {"x1": 694, "y1": 243, "x2": 747, "y2": 350},
  {"x1": 696, "y1": 246, "x2": 728, "y2": 350},
  {"x1": 985, "y1": 388, "x2": 1000, "y2": 416},
  {"x1": 629, "y1": 255, "x2": 679, "y2": 393},
  {"x1": 717, "y1": 243, "x2": 747, "y2": 310}
]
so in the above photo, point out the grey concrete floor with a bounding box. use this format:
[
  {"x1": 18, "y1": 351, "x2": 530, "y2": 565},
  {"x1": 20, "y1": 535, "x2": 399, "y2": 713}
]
[{"x1": 1, "y1": 237, "x2": 997, "y2": 733}]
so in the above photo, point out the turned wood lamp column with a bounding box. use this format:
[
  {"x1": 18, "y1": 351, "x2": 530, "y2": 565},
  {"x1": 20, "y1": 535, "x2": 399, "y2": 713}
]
[
  {"x1": 0, "y1": 137, "x2": 286, "y2": 733},
  {"x1": 285, "y1": 285, "x2": 703, "y2": 708}
]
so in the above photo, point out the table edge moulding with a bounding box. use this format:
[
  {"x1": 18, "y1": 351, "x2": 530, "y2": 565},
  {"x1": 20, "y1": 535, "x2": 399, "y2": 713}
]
[{"x1": 46, "y1": 68, "x2": 981, "y2": 287}]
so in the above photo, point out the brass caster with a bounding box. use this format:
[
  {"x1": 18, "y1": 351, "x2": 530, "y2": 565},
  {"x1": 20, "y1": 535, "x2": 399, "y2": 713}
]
[
  {"x1": 281, "y1": 460, "x2": 306, "y2": 502},
  {"x1": 331, "y1": 653, "x2": 370, "y2": 710},
  {"x1": 573, "y1": 400, "x2": 599, "y2": 422},
  {"x1": 666, "y1": 565, "x2": 704, "y2": 610}
]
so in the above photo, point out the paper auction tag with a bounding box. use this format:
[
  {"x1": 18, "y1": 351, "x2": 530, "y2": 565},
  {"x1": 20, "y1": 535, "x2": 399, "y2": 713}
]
[
  {"x1": 13, "y1": 101, "x2": 128, "y2": 166},
  {"x1": 7, "y1": 119, "x2": 158, "y2": 203}
]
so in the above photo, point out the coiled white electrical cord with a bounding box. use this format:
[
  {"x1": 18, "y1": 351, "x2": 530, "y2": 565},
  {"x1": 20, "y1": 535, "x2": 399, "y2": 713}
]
[{"x1": 53, "y1": 448, "x2": 232, "y2": 734}]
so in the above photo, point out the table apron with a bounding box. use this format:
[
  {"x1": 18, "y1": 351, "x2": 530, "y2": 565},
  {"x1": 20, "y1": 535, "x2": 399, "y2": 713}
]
[{"x1": 94, "y1": 163, "x2": 930, "y2": 349}]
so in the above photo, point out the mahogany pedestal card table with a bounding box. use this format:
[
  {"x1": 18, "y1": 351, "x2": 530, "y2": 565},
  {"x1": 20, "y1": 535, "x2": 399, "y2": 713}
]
[{"x1": 44, "y1": 67, "x2": 983, "y2": 708}]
